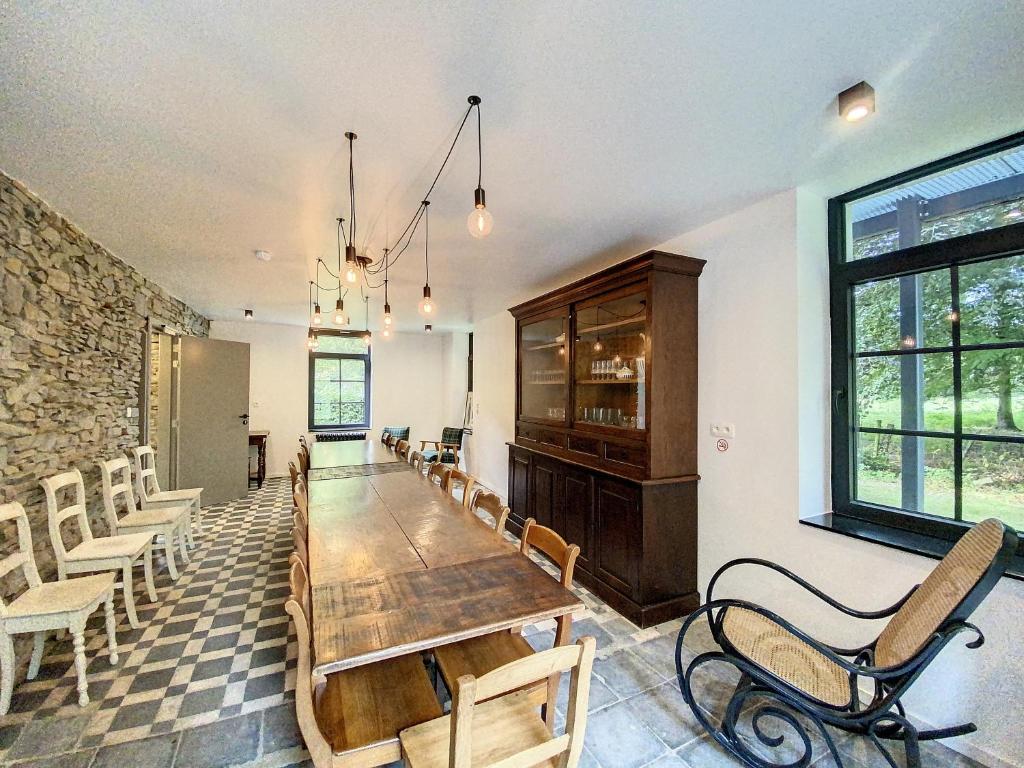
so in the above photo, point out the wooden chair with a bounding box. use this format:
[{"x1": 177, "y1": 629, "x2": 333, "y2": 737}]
[
  {"x1": 130, "y1": 445, "x2": 203, "y2": 543},
  {"x1": 294, "y1": 483, "x2": 309, "y2": 528},
  {"x1": 41, "y1": 470, "x2": 157, "y2": 630},
  {"x1": 445, "y1": 468, "x2": 477, "y2": 508},
  {"x1": 383, "y1": 427, "x2": 410, "y2": 445},
  {"x1": 289, "y1": 461, "x2": 302, "y2": 490},
  {"x1": 99, "y1": 457, "x2": 191, "y2": 581},
  {"x1": 298, "y1": 445, "x2": 311, "y2": 478},
  {"x1": 420, "y1": 427, "x2": 465, "y2": 467},
  {"x1": 385, "y1": 434, "x2": 396, "y2": 449},
  {"x1": 380, "y1": 430, "x2": 391, "y2": 445},
  {"x1": 292, "y1": 527, "x2": 309, "y2": 572},
  {"x1": 284, "y1": 559, "x2": 441, "y2": 768},
  {"x1": 409, "y1": 451, "x2": 426, "y2": 475},
  {"x1": 0, "y1": 502, "x2": 120, "y2": 714},
  {"x1": 472, "y1": 491, "x2": 510, "y2": 535},
  {"x1": 427, "y1": 462, "x2": 450, "y2": 489},
  {"x1": 396, "y1": 440, "x2": 410, "y2": 460},
  {"x1": 400, "y1": 636, "x2": 596, "y2": 768},
  {"x1": 433, "y1": 518, "x2": 580, "y2": 729},
  {"x1": 677, "y1": 518, "x2": 1019, "y2": 768}
]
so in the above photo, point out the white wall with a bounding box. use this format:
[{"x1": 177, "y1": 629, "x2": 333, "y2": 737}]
[
  {"x1": 469, "y1": 190, "x2": 1024, "y2": 768},
  {"x1": 210, "y1": 322, "x2": 452, "y2": 476}
]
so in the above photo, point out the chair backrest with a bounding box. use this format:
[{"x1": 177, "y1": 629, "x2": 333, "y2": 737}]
[
  {"x1": 396, "y1": 439, "x2": 410, "y2": 459},
  {"x1": 410, "y1": 451, "x2": 426, "y2": 474},
  {"x1": 299, "y1": 435, "x2": 308, "y2": 448},
  {"x1": 40, "y1": 469, "x2": 93, "y2": 565},
  {"x1": 380, "y1": 430, "x2": 391, "y2": 445},
  {"x1": 448, "y1": 637, "x2": 596, "y2": 768},
  {"x1": 284, "y1": 558, "x2": 331, "y2": 765},
  {"x1": 297, "y1": 445, "x2": 310, "y2": 476},
  {"x1": 98, "y1": 457, "x2": 138, "y2": 532},
  {"x1": 875, "y1": 518, "x2": 1017, "y2": 667},
  {"x1": 288, "y1": 461, "x2": 301, "y2": 490},
  {"x1": 521, "y1": 517, "x2": 581, "y2": 646},
  {"x1": 293, "y1": 483, "x2": 309, "y2": 527},
  {"x1": 440, "y1": 426, "x2": 465, "y2": 447},
  {"x1": 131, "y1": 445, "x2": 162, "y2": 502},
  {"x1": 292, "y1": 525, "x2": 309, "y2": 572},
  {"x1": 384, "y1": 426, "x2": 410, "y2": 443},
  {"x1": 427, "y1": 461, "x2": 450, "y2": 488},
  {"x1": 0, "y1": 502, "x2": 44, "y2": 617},
  {"x1": 446, "y1": 469, "x2": 476, "y2": 508},
  {"x1": 472, "y1": 491, "x2": 510, "y2": 536}
]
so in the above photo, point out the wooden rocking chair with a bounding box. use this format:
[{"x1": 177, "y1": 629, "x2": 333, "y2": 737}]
[{"x1": 676, "y1": 518, "x2": 1018, "y2": 768}]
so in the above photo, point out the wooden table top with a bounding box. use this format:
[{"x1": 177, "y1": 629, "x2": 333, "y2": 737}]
[
  {"x1": 310, "y1": 439, "x2": 399, "y2": 469},
  {"x1": 307, "y1": 470, "x2": 583, "y2": 675}
]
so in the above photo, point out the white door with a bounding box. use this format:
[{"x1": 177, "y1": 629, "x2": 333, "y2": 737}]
[{"x1": 174, "y1": 337, "x2": 251, "y2": 505}]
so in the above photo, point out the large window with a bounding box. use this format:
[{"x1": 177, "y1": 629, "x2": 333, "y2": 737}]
[
  {"x1": 828, "y1": 131, "x2": 1024, "y2": 562},
  {"x1": 308, "y1": 331, "x2": 371, "y2": 430}
]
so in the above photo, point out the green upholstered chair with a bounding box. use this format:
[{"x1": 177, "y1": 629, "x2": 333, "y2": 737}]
[{"x1": 420, "y1": 427, "x2": 464, "y2": 466}]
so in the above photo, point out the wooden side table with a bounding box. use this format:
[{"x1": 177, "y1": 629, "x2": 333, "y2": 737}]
[{"x1": 248, "y1": 431, "x2": 269, "y2": 489}]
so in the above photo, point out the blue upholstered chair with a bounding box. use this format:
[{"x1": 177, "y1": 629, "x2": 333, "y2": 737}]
[
  {"x1": 420, "y1": 427, "x2": 464, "y2": 466},
  {"x1": 381, "y1": 426, "x2": 410, "y2": 445}
]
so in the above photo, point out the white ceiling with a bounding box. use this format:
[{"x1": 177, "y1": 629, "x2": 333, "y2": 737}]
[{"x1": 2, "y1": 1, "x2": 1022, "y2": 330}]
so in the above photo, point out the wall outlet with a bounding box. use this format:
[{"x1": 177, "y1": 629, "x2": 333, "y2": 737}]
[{"x1": 710, "y1": 423, "x2": 736, "y2": 439}]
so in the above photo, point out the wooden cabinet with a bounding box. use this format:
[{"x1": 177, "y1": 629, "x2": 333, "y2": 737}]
[{"x1": 507, "y1": 250, "x2": 704, "y2": 627}]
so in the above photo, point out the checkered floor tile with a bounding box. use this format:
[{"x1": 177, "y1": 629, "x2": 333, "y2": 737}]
[{"x1": 0, "y1": 479, "x2": 298, "y2": 753}]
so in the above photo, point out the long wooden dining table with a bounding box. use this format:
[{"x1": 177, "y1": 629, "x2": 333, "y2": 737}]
[
  {"x1": 310, "y1": 439, "x2": 399, "y2": 469},
  {"x1": 306, "y1": 460, "x2": 583, "y2": 677}
]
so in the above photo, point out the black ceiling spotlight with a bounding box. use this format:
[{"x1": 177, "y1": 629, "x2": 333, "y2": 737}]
[
  {"x1": 244, "y1": 309, "x2": 253, "y2": 320},
  {"x1": 838, "y1": 81, "x2": 875, "y2": 122},
  {"x1": 424, "y1": 324, "x2": 432, "y2": 333},
  {"x1": 467, "y1": 95, "x2": 493, "y2": 238}
]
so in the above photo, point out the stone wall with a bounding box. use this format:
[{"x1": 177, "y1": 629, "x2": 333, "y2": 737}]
[{"x1": 0, "y1": 170, "x2": 208, "y2": 612}]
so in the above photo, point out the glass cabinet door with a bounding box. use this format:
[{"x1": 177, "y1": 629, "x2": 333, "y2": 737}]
[
  {"x1": 573, "y1": 290, "x2": 647, "y2": 431},
  {"x1": 519, "y1": 312, "x2": 568, "y2": 422}
]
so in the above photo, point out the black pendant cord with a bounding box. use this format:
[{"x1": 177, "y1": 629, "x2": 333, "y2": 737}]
[
  {"x1": 476, "y1": 100, "x2": 483, "y2": 189},
  {"x1": 315, "y1": 258, "x2": 343, "y2": 291},
  {"x1": 365, "y1": 99, "x2": 476, "y2": 276},
  {"x1": 361, "y1": 204, "x2": 426, "y2": 289},
  {"x1": 424, "y1": 202, "x2": 430, "y2": 287},
  {"x1": 348, "y1": 133, "x2": 357, "y2": 246}
]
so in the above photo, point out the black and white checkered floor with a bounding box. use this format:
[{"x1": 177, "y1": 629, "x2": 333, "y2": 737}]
[{"x1": 0, "y1": 478, "x2": 987, "y2": 768}]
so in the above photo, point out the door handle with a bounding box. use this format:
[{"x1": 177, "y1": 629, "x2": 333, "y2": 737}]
[{"x1": 239, "y1": 413, "x2": 249, "y2": 425}]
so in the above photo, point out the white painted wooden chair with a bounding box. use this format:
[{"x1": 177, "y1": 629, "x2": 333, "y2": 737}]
[
  {"x1": 130, "y1": 445, "x2": 203, "y2": 545},
  {"x1": 40, "y1": 469, "x2": 156, "y2": 630},
  {"x1": 0, "y1": 502, "x2": 119, "y2": 714},
  {"x1": 99, "y1": 457, "x2": 191, "y2": 581}
]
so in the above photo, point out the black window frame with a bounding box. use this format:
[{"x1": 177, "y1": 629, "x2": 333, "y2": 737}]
[
  {"x1": 824, "y1": 129, "x2": 1024, "y2": 573},
  {"x1": 307, "y1": 330, "x2": 372, "y2": 430}
]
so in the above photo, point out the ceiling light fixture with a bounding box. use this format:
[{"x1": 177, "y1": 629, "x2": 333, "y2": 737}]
[
  {"x1": 424, "y1": 324, "x2": 432, "y2": 333},
  {"x1": 244, "y1": 309, "x2": 254, "y2": 320},
  {"x1": 341, "y1": 132, "x2": 371, "y2": 283},
  {"x1": 418, "y1": 201, "x2": 437, "y2": 318},
  {"x1": 382, "y1": 247, "x2": 392, "y2": 327},
  {"x1": 307, "y1": 329, "x2": 318, "y2": 350},
  {"x1": 309, "y1": 281, "x2": 322, "y2": 326},
  {"x1": 466, "y1": 95, "x2": 493, "y2": 238},
  {"x1": 254, "y1": 250, "x2": 272, "y2": 262},
  {"x1": 361, "y1": 295, "x2": 371, "y2": 346},
  {"x1": 838, "y1": 81, "x2": 875, "y2": 122}
]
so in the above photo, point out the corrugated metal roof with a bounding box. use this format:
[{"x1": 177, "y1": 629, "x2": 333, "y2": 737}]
[{"x1": 850, "y1": 147, "x2": 1024, "y2": 221}]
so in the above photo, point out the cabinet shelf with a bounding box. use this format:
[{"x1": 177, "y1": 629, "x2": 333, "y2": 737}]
[
  {"x1": 525, "y1": 341, "x2": 565, "y2": 351},
  {"x1": 576, "y1": 379, "x2": 639, "y2": 385},
  {"x1": 527, "y1": 380, "x2": 567, "y2": 385},
  {"x1": 575, "y1": 317, "x2": 644, "y2": 336}
]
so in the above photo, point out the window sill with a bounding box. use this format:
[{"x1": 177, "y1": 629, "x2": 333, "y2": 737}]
[{"x1": 800, "y1": 513, "x2": 1024, "y2": 581}]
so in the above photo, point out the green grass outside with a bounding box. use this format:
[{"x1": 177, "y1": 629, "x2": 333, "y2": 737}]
[{"x1": 859, "y1": 393, "x2": 1023, "y2": 435}]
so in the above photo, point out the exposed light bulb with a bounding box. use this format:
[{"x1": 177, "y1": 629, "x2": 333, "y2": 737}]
[
  {"x1": 557, "y1": 345, "x2": 565, "y2": 356},
  {"x1": 307, "y1": 333, "x2": 318, "y2": 350},
  {"x1": 333, "y1": 299, "x2": 348, "y2": 326},
  {"x1": 345, "y1": 265, "x2": 359, "y2": 284},
  {"x1": 362, "y1": 332, "x2": 371, "y2": 346},
  {"x1": 383, "y1": 303, "x2": 392, "y2": 326},
  {"x1": 845, "y1": 104, "x2": 870, "y2": 122},
  {"x1": 311, "y1": 304, "x2": 322, "y2": 326},
  {"x1": 837, "y1": 81, "x2": 875, "y2": 123},
  {"x1": 612, "y1": 354, "x2": 622, "y2": 366},
  {"x1": 382, "y1": 327, "x2": 392, "y2": 339},
  {"x1": 467, "y1": 187, "x2": 493, "y2": 238},
  {"x1": 593, "y1": 339, "x2": 603, "y2": 353},
  {"x1": 418, "y1": 286, "x2": 437, "y2": 318}
]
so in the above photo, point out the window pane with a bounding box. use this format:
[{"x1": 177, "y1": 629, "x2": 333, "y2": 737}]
[
  {"x1": 959, "y1": 254, "x2": 1024, "y2": 345},
  {"x1": 962, "y1": 349, "x2": 1024, "y2": 436},
  {"x1": 316, "y1": 334, "x2": 367, "y2": 354},
  {"x1": 962, "y1": 440, "x2": 1024, "y2": 529},
  {"x1": 846, "y1": 145, "x2": 1024, "y2": 261},
  {"x1": 314, "y1": 358, "x2": 340, "y2": 381},
  {"x1": 337, "y1": 358, "x2": 365, "y2": 381},
  {"x1": 855, "y1": 353, "x2": 953, "y2": 433},
  {"x1": 853, "y1": 271, "x2": 951, "y2": 352},
  {"x1": 855, "y1": 434, "x2": 955, "y2": 518}
]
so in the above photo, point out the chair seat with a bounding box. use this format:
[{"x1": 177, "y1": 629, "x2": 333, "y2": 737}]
[
  {"x1": 7, "y1": 573, "x2": 116, "y2": 618},
  {"x1": 421, "y1": 451, "x2": 456, "y2": 465},
  {"x1": 118, "y1": 506, "x2": 190, "y2": 530},
  {"x1": 66, "y1": 532, "x2": 152, "y2": 563},
  {"x1": 315, "y1": 653, "x2": 441, "y2": 756},
  {"x1": 434, "y1": 631, "x2": 539, "y2": 697},
  {"x1": 148, "y1": 488, "x2": 202, "y2": 504},
  {"x1": 401, "y1": 690, "x2": 557, "y2": 768},
  {"x1": 721, "y1": 607, "x2": 851, "y2": 708}
]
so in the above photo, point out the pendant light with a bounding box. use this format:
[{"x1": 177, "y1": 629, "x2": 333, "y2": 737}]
[
  {"x1": 309, "y1": 281, "x2": 322, "y2": 326},
  {"x1": 466, "y1": 96, "x2": 493, "y2": 238},
  {"x1": 307, "y1": 329, "x2": 318, "y2": 350},
  {"x1": 424, "y1": 324, "x2": 432, "y2": 333},
  {"x1": 333, "y1": 297, "x2": 348, "y2": 326},
  {"x1": 382, "y1": 248, "x2": 393, "y2": 327},
  {"x1": 342, "y1": 132, "x2": 370, "y2": 283},
  {"x1": 361, "y1": 296, "x2": 371, "y2": 346},
  {"x1": 418, "y1": 201, "x2": 438, "y2": 317}
]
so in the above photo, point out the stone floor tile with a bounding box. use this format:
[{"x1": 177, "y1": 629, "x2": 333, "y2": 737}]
[
  {"x1": 92, "y1": 732, "x2": 180, "y2": 768},
  {"x1": 631, "y1": 631, "x2": 687, "y2": 680},
  {"x1": 677, "y1": 735, "x2": 745, "y2": 767},
  {"x1": 644, "y1": 753, "x2": 689, "y2": 767},
  {"x1": 262, "y1": 702, "x2": 303, "y2": 754},
  {"x1": 592, "y1": 649, "x2": 665, "y2": 698},
  {"x1": 623, "y1": 681, "x2": 704, "y2": 750},
  {"x1": 584, "y1": 700, "x2": 669, "y2": 768},
  {"x1": 172, "y1": 711, "x2": 261, "y2": 768},
  {"x1": 6, "y1": 714, "x2": 91, "y2": 760},
  {"x1": 7, "y1": 750, "x2": 97, "y2": 768}
]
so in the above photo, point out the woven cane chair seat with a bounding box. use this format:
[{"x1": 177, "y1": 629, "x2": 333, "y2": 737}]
[
  {"x1": 721, "y1": 607, "x2": 850, "y2": 708},
  {"x1": 875, "y1": 518, "x2": 1005, "y2": 668}
]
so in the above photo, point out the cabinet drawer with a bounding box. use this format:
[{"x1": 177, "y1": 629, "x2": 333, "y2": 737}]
[
  {"x1": 567, "y1": 434, "x2": 600, "y2": 457},
  {"x1": 519, "y1": 424, "x2": 567, "y2": 449},
  {"x1": 604, "y1": 441, "x2": 647, "y2": 469}
]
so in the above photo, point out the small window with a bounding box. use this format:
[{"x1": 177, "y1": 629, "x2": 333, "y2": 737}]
[
  {"x1": 308, "y1": 331, "x2": 371, "y2": 430},
  {"x1": 829, "y1": 131, "x2": 1024, "y2": 554}
]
